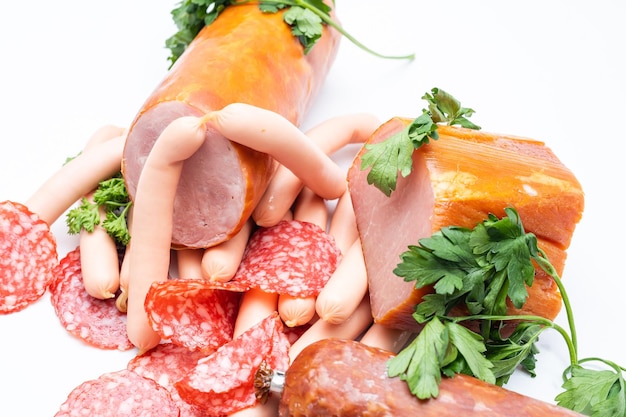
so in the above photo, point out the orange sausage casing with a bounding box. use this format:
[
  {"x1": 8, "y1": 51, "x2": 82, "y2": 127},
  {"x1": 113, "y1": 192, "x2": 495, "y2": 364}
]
[
  {"x1": 122, "y1": 4, "x2": 340, "y2": 249},
  {"x1": 280, "y1": 338, "x2": 584, "y2": 417}
]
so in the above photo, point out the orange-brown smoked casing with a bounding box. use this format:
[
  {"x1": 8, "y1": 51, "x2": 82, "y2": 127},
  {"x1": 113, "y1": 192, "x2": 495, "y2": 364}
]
[
  {"x1": 348, "y1": 119, "x2": 585, "y2": 331},
  {"x1": 122, "y1": 4, "x2": 340, "y2": 249},
  {"x1": 280, "y1": 339, "x2": 585, "y2": 416}
]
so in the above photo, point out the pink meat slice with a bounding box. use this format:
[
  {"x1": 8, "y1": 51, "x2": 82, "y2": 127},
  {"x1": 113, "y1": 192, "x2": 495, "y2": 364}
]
[
  {"x1": 49, "y1": 247, "x2": 133, "y2": 350},
  {"x1": 175, "y1": 312, "x2": 290, "y2": 415},
  {"x1": 1, "y1": 200, "x2": 57, "y2": 314},
  {"x1": 208, "y1": 220, "x2": 341, "y2": 297},
  {"x1": 144, "y1": 278, "x2": 240, "y2": 352},
  {"x1": 128, "y1": 342, "x2": 218, "y2": 417},
  {"x1": 54, "y1": 369, "x2": 180, "y2": 416}
]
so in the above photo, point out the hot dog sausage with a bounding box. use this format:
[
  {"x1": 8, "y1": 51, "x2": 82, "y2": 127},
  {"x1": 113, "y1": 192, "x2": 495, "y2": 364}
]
[{"x1": 278, "y1": 338, "x2": 584, "y2": 417}]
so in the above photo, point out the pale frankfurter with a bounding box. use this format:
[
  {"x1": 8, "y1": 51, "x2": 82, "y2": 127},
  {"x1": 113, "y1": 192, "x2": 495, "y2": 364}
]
[
  {"x1": 315, "y1": 238, "x2": 368, "y2": 324},
  {"x1": 253, "y1": 113, "x2": 380, "y2": 227},
  {"x1": 77, "y1": 125, "x2": 127, "y2": 300},
  {"x1": 25, "y1": 134, "x2": 126, "y2": 226},
  {"x1": 204, "y1": 104, "x2": 346, "y2": 202},
  {"x1": 277, "y1": 187, "x2": 328, "y2": 328},
  {"x1": 288, "y1": 296, "x2": 373, "y2": 362},
  {"x1": 126, "y1": 116, "x2": 207, "y2": 351},
  {"x1": 201, "y1": 219, "x2": 253, "y2": 282}
]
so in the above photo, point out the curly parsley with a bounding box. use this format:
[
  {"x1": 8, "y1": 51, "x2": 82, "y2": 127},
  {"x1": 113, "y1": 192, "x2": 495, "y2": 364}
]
[{"x1": 66, "y1": 174, "x2": 132, "y2": 246}]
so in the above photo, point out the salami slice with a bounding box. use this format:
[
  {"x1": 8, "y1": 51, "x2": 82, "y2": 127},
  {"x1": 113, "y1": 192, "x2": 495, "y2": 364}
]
[
  {"x1": 128, "y1": 343, "x2": 217, "y2": 417},
  {"x1": 175, "y1": 312, "x2": 290, "y2": 415},
  {"x1": 54, "y1": 369, "x2": 180, "y2": 417},
  {"x1": 144, "y1": 278, "x2": 240, "y2": 352},
  {"x1": 209, "y1": 220, "x2": 341, "y2": 297},
  {"x1": 1, "y1": 200, "x2": 57, "y2": 314},
  {"x1": 49, "y1": 247, "x2": 133, "y2": 350}
]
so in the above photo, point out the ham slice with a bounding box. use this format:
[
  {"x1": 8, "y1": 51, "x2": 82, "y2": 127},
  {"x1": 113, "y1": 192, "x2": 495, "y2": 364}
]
[{"x1": 348, "y1": 118, "x2": 584, "y2": 331}]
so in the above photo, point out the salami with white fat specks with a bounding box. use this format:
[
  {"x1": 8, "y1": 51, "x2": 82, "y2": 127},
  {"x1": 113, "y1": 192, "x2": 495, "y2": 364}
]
[
  {"x1": 209, "y1": 220, "x2": 341, "y2": 297},
  {"x1": 175, "y1": 312, "x2": 290, "y2": 415},
  {"x1": 49, "y1": 247, "x2": 133, "y2": 350},
  {"x1": 128, "y1": 343, "x2": 219, "y2": 417},
  {"x1": 55, "y1": 369, "x2": 180, "y2": 417},
  {"x1": 1, "y1": 200, "x2": 57, "y2": 314},
  {"x1": 144, "y1": 278, "x2": 240, "y2": 352}
]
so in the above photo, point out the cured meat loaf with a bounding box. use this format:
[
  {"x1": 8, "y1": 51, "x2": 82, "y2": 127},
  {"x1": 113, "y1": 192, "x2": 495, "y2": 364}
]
[
  {"x1": 122, "y1": 4, "x2": 340, "y2": 249},
  {"x1": 279, "y1": 338, "x2": 584, "y2": 416},
  {"x1": 348, "y1": 119, "x2": 584, "y2": 331}
]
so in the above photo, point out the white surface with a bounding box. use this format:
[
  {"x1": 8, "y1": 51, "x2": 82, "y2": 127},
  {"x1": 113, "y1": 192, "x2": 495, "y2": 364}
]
[{"x1": 1, "y1": 1, "x2": 624, "y2": 415}]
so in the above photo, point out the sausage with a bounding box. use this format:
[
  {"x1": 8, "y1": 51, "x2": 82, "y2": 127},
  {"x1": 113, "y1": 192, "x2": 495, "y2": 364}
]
[
  {"x1": 359, "y1": 322, "x2": 413, "y2": 353},
  {"x1": 126, "y1": 116, "x2": 207, "y2": 351},
  {"x1": 204, "y1": 103, "x2": 346, "y2": 201},
  {"x1": 122, "y1": 4, "x2": 340, "y2": 249},
  {"x1": 78, "y1": 125, "x2": 126, "y2": 300},
  {"x1": 347, "y1": 119, "x2": 584, "y2": 331},
  {"x1": 253, "y1": 113, "x2": 380, "y2": 227},
  {"x1": 201, "y1": 218, "x2": 253, "y2": 282},
  {"x1": 288, "y1": 296, "x2": 372, "y2": 362},
  {"x1": 278, "y1": 338, "x2": 585, "y2": 417},
  {"x1": 25, "y1": 134, "x2": 125, "y2": 226},
  {"x1": 314, "y1": 238, "x2": 368, "y2": 324},
  {"x1": 176, "y1": 248, "x2": 204, "y2": 279},
  {"x1": 278, "y1": 187, "x2": 328, "y2": 327}
]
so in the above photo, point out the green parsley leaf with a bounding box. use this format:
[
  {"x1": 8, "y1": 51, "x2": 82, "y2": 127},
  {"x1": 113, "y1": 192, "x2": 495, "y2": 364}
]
[
  {"x1": 423, "y1": 87, "x2": 481, "y2": 130},
  {"x1": 470, "y1": 208, "x2": 538, "y2": 309},
  {"x1": 166, "y1": 0, "x2": 234, "y2": 67},
  {"x1": 387, "y1": 317, "x2": 449, "y2": 399},
  {"x1": 66, "y1": 197, "x2": 100, "y2": 234},
  {"x1": 102, "y1": 208, "x2": 131, "y2": 246},
  {"x1": 65, "y1": 174, "x2": 132, "y2": 246},
  {"x1": 446, "y1": 321, "x2": 495, "y2": 384},
  {"x1": 360, "y1": 112, "x2": 437, "y2": 196},
  {"x1": 283, "y1": 6, "x2": 323, "y2": 54},
  {"x1": 556, "y1": 365, "x2": 626, "y2": 417},
  {"x1": 165, "y1": 0, "x2": 414, "y2": 68},
  {"x1": 485, "y1": 322, "x2": 543, "y2": 385},
  {"x1": 360, "y1": 88, "x2": 479, "y2": 196},
  {"x1": 388, "y1": 317, "x2": 495, "y2": 399}
]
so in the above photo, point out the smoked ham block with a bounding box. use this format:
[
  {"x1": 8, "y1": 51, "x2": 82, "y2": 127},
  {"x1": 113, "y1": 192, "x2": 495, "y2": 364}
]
[{"x1": 348, "y1": 118, "x2": 584, "y2": 331}]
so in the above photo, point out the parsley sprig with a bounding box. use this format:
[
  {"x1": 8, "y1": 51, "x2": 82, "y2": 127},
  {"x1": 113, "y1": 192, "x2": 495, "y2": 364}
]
[
  {"x1": 360, "y1": 87, "x2": 481, "y2": 196},
  {"x1": 387, "y1": 207, "x2": 626, "y2": 416},
  {"x1": 165, "y1": 0, "x2": 415, "y2": 67},
  {"x1": 66, "y1": 174, "x2": 132, "y2": 246}
]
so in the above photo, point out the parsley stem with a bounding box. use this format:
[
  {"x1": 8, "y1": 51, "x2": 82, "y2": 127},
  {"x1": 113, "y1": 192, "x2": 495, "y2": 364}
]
[
  {"x1": 259, "y1": 0, "x2": 415, "y2": 60},
  {"x1": 533, "y1": 249, "x2": 579, "y2": 364},
  {"x1": 308, "y1": 6, "x2": 416, "y2": 60},
  {"x1": 450, "y1": 314, "x2": 578, "y2": 367}
]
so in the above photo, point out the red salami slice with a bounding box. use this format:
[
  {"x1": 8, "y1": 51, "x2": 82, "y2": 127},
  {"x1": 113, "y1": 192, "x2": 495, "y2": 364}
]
[
  {"x1": 175, "y1": 312, "x2": 290, "y2": 415},
  {"x1": 144, "y1": 278, "x2": 240, "y2": 352},
  {"x1": 49, "y1": 247, "x2": 133, "y2": 350},
  {"x1": 128, "y1": 343, "x2": 217, "y2": 417},
  {"x1": 209, "y1": 220, "x2": 341, "y2": 297},
  {"x1": 54, "y1": 369, "x2": 180, "y2": 417},
  {"x1": 1, "y1": 200, "x2": 57, "y2": 314}
]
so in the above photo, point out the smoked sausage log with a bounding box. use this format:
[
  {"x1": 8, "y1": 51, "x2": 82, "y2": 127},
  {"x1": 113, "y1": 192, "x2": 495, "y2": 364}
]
[
  {"x1": 348, "y1": 119, "x2": 584, "y2": 331},
  {"x1": 122, "y1": 4, "x2": 340, "y2": 249},
  {"x1": 278, "y1": 338, "x2": 584, "y2": 417}
]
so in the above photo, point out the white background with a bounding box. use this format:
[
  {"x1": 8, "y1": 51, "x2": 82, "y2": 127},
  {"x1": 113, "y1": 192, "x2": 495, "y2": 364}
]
[{"x1": 1, "y1": 1, "x2": 625, "y2": 415}]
